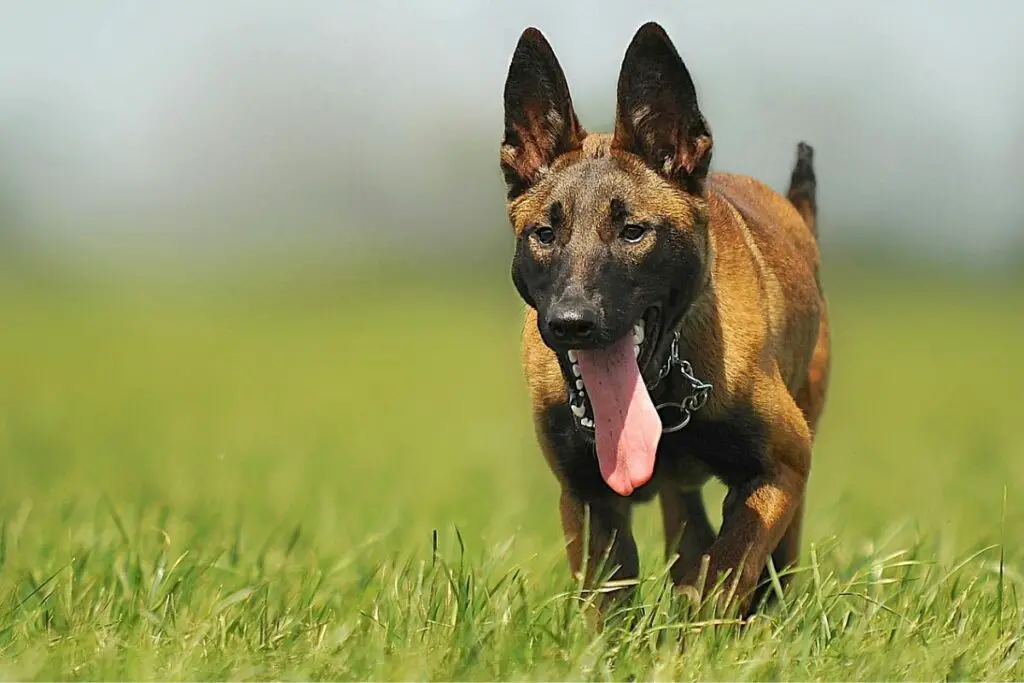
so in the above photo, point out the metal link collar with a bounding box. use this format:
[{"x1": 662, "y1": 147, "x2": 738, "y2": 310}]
[
  {"x1": 649, "y1": 331, "x2": 713, "y2": 433},
  {"x1": 569, "y1": 329, "x2": 713, "y2": 435}
]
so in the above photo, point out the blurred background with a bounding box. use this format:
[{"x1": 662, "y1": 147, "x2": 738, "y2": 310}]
[
  {"x1": 1, "y1": 1, "x2": 1022, "y2": 563},
  {"x1": 3, "y1": 0, "x2": 1023, "y2": 271}
]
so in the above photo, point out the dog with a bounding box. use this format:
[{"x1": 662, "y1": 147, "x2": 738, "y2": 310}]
[{"x1": 499, "y1": 22, "x2": 830, "y2": 614}]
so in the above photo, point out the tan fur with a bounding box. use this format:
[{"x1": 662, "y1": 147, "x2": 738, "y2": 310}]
[
  {"x1": 503, "y1": 24, "x2": 830, "y2": 616},
  {"x1": 523, "y1": 168, "x2": 826, "y2": 429},
  {"x1": 518, "y1": 161, "x2": 830, "y2": 611}
]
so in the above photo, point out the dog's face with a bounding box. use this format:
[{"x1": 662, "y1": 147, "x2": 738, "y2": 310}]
[{"x1": 502, "y1": 23, "x2": 714, "y2": 391}]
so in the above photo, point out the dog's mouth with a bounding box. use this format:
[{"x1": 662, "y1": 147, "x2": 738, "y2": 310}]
[
  {"x1": 565, "y1": 306, "x2": 661, "y2": 430},
  {"x1": 560, "y1": 306, "x2": 663, "y2": 497}
]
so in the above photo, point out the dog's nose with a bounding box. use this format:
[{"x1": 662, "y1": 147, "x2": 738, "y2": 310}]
[{"x1": 546, "y1": 303, "x2": 599, "y2": 344}]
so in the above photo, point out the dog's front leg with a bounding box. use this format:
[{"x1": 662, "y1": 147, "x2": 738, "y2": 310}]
[
  {"x1": 660, "y1": 487, "x2": 717, "y2": 586},
  {"x1": 559, "y1": 489, "x2": 638, "y2": 602},
  {"x1": 681, "y1": 393, "x2": 811, "y2": 614}
]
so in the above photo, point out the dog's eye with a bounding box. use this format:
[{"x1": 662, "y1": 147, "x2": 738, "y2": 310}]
[
  {"x1": 620, "y1": 224, "x2": 648, "y2": 243},
  {"x1": 532, "y1": 226, "x2": 556, "y2": 245}
]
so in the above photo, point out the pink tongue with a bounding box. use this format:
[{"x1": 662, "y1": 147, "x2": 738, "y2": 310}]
[{"x1": 576, "y1": 336, "x2": 662, "y2": 496}]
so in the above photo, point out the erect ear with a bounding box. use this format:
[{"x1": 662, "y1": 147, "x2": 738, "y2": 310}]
[
  {"x1": 612, "y1": 22, "x2": 713, "y2": 193},
  {"x1": 501, "y1": 28, "x2": 586, "y2": 199}
]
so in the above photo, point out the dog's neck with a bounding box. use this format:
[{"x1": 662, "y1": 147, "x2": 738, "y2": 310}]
[{"x1": 649, "y1": 221, "x2": 719, "y2": 408}]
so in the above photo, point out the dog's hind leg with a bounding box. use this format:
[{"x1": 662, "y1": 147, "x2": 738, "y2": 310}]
[{"x1": 796, "y1": 307, "x2": 831, "y2": 435}]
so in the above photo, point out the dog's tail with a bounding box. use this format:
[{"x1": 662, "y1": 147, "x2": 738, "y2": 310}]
[{"x1": 787, "y1": 141, "x2": 817, "y2": 238}]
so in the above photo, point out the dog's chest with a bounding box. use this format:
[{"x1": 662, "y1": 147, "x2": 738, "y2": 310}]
[
  {"x1": 542, "y1": 404, "x2": 767, "y2": 502},
  {"x1": 654, "y1": 447, "x2": 712, "y2": 490},
  {"x1": 656, "y1": 409, "x2": 767, "y2": 489}
]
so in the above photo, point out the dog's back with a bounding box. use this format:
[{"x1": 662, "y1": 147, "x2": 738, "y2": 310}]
[
  {"x1": 703, "y1": 163, "x2": 826, "y2": 406},
  {"x1": 711, "y1": 142, "x2": 828, "y2": 431}
]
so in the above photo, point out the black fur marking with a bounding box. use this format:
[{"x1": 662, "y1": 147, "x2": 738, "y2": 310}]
[
  {"x1": 548, "y1": 200, "x2": 564, "y2": 227},
  {"x1": 501, "y1": 28, "x2": 583, "y2": 200},
  {"x1": 787, "y1": 141, "x2": 817, "y2": 235},
  {"x1": 614, "y1": 22, "x2": 712, "y2": 193},
  {"x1": 661, "y1": 404, "x2": 768, "y2": 490},
  {"x1": 649, "y1": 219, "x2": 705, "y2": 321},
  {"x1": 511, "y1": 240, "x2": 537, "y2": 308},
  {"x1": 610, "y1": 197, "x2": 629, "y2": 225}
]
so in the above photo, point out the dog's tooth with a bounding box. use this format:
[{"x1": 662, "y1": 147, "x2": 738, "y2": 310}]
[
  {"x1": 571, "y1": 364, "x2": 581, "y2": 377},
  {"x1": 634, "y1": 345, "x2": 640, "y2": 358},
  {"x1": 575, "y1": 379, "x2": 584, "y2": 390},
  {"x1": 567, "y1": 350, "x2": 577, "y2": 363},
  {"x1": 633, "y1": 324, "x2": 645, "y2": 344},
  {"x1": 581, "y1": 417, "x2": 594, "y2": 428},
  {"x1": 570, "y1": 403, "x2": 586, "y2": 418}
]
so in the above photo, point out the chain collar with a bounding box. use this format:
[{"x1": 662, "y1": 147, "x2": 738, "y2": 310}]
[
  {"x1": 568, "y1": 329, "x2": 713, "y2": 435},
  {"x1": 648, "y1": 330, "x2": 713, "y2": 433}
]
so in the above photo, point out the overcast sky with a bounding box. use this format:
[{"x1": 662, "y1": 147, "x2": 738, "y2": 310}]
[{"x1": 1, "y1": 1, "x2": 1021, "y2": 262}]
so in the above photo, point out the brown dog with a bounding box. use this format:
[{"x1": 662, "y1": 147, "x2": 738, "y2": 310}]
[{"x1": 500, "y1": 22, "x2": 830, "y2": 614}]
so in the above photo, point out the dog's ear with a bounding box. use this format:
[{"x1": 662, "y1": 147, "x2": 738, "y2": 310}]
[
  {"x1": 612, "y1": 22, "x2": 712, "y2": 193},
  {"x1": 501, "y1": 28, "x2": 586, "y2": 199}
]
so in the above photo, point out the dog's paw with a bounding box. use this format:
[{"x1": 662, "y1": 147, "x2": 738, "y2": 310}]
[{"x1": 677, "y1": 583, "x2": 702, "y2": 607}]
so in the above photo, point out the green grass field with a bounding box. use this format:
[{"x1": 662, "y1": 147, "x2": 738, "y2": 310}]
[{"x1": 0, "y1": 265, "x2": 1021, "y2": 680}]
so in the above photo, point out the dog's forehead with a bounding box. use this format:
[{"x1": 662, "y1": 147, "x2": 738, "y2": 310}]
[
  {"x1": 509, "y1": 156, "x2": 634, "y2": 233},
  {"x1": 552, "y1": 155, "x2": 693, "y2": 229},
  {"x1": 508, "y1": 145, "x2": 695, "y2": 233},
  {"x1": 552, "y1": 157, "x2": 635, "y2": 217}
]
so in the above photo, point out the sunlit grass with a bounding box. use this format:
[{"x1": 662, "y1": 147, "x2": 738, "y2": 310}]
[{"x1": 0, "y1": 267, "x2": 1021, "y2": 679}]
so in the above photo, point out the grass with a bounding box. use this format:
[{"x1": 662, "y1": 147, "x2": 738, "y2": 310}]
[{"x1": 0, "y1": 264, "x2": 1021, "y2": 679}]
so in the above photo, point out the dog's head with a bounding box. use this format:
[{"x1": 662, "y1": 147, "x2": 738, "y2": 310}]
[
  {"x1": 502, "y1": 22, "x2": 714, "y2": 379},
  {"x1": 501, "y1": 23, "x2": 714, "y2": 495}
]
